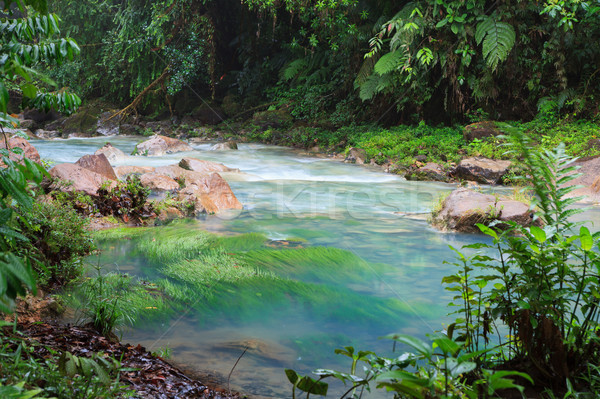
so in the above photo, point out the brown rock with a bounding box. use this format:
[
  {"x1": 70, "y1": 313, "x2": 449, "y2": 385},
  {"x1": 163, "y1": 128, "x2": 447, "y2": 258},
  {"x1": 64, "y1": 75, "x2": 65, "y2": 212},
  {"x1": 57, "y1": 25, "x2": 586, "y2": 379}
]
[
  {"x1": 209, "y1": 141, "x2": 238, "y2": 151},
  {"x1": 0, "y1": 134, "x2": 41, "y2": 167},
  {"x1": 177, "y1": 172, "x2": 243, "y2": 214},
  {"x1": 431, "y1": 188, "x2": 535, "y2": 233},
  {"x1": 405, "y1": 162, "x2": 448, "y2": 182},
  {"x1": 139, "y1": 173, "x2": 180, "y2": 192},
  {"x1": 157, "y1": 206, "x2": 184, "y2": 222},
  {"x1": 95, "y1": 143, "x2": 126, "y2": 163},
  {"x1": 178, "y1": 157, "x2": 236, "y2": 173},
  {"x1": 49, "y1": 163, "x2": 116, "y2": 196},
  {"x1": 134, "y1": 135, "x2": 192, "y2": 156},
  {"x1": 452, "y1": 157, "x2": 511, "y2": 185},
  {"x1": 34, "y1": 129, "x2": 60, "y2": 139},
  {"x1": 114, "y1": 165, "x2": 155, "y2": 180},
  {"x1": 463, "y1": 121, "x2": 503, "y2": 142},
  {"x1": 75, "y1": 154, "x2": 118, "y2": 180},
  {"x1": 345, "y1": 147, "x2": 367, "y2": 165}
]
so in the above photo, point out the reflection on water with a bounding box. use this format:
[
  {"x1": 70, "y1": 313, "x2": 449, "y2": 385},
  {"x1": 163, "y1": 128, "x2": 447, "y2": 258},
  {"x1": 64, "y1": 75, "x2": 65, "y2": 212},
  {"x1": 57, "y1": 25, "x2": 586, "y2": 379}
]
[{"x1": 35, "y1": 136, "x2": 600, "y2": 398}]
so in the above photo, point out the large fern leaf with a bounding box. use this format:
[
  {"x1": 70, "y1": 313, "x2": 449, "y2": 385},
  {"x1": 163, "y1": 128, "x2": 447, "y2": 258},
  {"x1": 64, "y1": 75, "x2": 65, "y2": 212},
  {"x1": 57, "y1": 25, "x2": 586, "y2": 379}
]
[
  {"x1": 358, "y1": 74, "x2": 381, "y2": 100},
  {"x1": 475, "y1": 18, "x2": 515, "y2": 71},
  {"x1": 373, "y1": 50, "x2": 405, "y2": 76},
  {"x1": 281, "y1": 58, "x2": 308, "y2": 81}
]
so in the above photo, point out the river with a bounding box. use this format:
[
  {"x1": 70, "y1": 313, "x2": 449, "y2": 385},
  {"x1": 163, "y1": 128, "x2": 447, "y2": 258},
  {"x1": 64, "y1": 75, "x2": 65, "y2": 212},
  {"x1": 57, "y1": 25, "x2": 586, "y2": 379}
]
[{"x1": 32, "y1": 136, "x2": 596, "y2": 398}]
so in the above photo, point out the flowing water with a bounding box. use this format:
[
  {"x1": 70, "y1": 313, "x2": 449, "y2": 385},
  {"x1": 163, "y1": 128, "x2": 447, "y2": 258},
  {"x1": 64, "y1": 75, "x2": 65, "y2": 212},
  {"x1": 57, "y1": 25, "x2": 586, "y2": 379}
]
[{"x1": 32, "y1": 136, "x2": 600, "y2": 398}]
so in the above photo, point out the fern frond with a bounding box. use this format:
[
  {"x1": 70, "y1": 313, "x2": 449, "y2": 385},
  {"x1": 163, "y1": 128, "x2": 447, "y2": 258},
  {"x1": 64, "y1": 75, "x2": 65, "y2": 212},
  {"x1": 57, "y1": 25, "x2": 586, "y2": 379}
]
[
  {"x1": 358, "y1": 74, "x2": 381, "y2": 100},
  {"x1": 373, "y1": 50, "x2": 405, "y2": 75},
  {"x1": 475, "y1": 17, "x2": 515, "y2": 71},
  {"x1": 355, "y1": 56, "x2": 377, "y2": 86}
]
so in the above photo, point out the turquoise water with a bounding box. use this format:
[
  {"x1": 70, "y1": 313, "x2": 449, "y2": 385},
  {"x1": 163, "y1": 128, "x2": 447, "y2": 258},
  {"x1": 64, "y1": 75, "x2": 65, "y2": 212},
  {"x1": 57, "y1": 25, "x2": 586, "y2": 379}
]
[{"x1": 33, "y1": 136, "x2": 600, "y2": 398}]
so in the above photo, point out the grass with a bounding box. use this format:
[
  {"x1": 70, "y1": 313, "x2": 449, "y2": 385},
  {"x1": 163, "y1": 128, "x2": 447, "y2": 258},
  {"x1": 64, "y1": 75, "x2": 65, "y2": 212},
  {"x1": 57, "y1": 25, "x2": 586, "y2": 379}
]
[{"x1": 237, "y1": 247, "x2": 390, "y2": 286}]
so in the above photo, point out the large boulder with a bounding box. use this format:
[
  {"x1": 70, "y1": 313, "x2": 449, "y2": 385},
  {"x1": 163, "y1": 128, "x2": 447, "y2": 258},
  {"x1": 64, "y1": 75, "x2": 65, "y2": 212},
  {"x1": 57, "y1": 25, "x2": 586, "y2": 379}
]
[
  {"x1": 95, "y1": 143, "x2": 126, "y2": 163},
  {"x1": 179, "y1": 157, "x2": 236, "y2": 173},
  {"x1": 114, "y1": 165, "x2": 155, "y2": 180},
  {"x1": 133, "y1": 135, "x2": 192, "y2": 156},
  {"x1": 562, "y1": 156, "x2": 600, "y2": 203},
  {"x1": 451, "y1": 157, "x2": 511, "y2": 185},
  {"x1": 139, "y1": 173, "x2": 180, "y2": 192},
  {"x1": 61, "y1": 108, "x2": 100, "y2": 136},
  {"x1": 431, "y1": 188, "x2": 535, "y2": 233},
  {"x1": 177, "y1": 171, "x2": 243, "y2": 214},
  {"x1": 0, "y1": 134, "x2": 41, "y2": 165},
  {"x1": 75, "y1": 154, "x2": 118, "y2": 180},
  {"x1": 48, "y1": 163, "x2": 116, "y2": 196},
  {"x1": 345, "y1": 147, "x2": 367, "y2": 165},
  {"x1": 405, "y1": 163, "x2": 449, "y2": 182},
  {"x1": 463, "y1": 121, "x2": 503, "y2": 142},
  {"x1": 210, "y1": 141, "x2": 238, "y2": 151}
]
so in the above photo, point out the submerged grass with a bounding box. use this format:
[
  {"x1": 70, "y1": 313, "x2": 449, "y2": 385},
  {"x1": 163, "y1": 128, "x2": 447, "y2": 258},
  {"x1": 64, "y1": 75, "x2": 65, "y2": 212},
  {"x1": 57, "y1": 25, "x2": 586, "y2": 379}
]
[
  {"x1": 212, "y1": 232, "x2": 268, "y2": 252},
  {"x1": 238, "y1": 247, "x2": 390, "y2": 286}
]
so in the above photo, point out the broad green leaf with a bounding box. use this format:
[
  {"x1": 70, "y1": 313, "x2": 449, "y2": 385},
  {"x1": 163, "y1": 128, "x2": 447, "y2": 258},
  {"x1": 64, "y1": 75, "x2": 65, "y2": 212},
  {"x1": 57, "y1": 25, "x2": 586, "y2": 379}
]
[{"x1": 580, "y1": 226, "x2": 593, "y2": 251}]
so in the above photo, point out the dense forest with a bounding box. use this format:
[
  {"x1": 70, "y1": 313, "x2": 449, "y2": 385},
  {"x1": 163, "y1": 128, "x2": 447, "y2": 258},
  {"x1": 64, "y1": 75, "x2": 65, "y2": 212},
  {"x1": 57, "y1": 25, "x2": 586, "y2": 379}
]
[{"x1": 46, "y1": 0, "x2": 600, "y2": 125}]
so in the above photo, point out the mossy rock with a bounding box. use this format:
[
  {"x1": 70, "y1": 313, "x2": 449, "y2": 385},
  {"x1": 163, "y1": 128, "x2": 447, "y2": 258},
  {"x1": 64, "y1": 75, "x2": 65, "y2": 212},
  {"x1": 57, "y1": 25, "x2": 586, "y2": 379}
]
[
  {"x1": 62, "y1": 107, "x2": 101, "y2": 135},
  {"x1": 252, "y1": 109, "x2": 293, "y2": 129},
  {"x1": 221, "y1": 94, "x2": 242, "y2": 117}
]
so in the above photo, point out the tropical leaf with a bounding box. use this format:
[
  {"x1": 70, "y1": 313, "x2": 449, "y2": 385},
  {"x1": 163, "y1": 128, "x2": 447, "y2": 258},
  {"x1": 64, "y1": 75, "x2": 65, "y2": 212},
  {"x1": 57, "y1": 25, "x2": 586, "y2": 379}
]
[{"x1": 475, "y1": 17, "x2": 515, "y2": 71}]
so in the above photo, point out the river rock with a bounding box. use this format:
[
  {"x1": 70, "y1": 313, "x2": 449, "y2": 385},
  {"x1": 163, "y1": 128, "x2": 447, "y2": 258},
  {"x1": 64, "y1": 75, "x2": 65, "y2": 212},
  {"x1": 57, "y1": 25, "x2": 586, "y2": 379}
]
[
  {"x1": 157, "y1": 206, "x2": 184, "y2": 222},
  {"x1": 139, "y1": 173, "x2": 180, "y2": 192},
  {"x1": 345, "y1": 147, "x2": 367, "y2": 165},
  {"x1": 34, "y1": 129, "x2": 60, "y2": 139},
  {"x1": 177, "y1": 172, "x2": 243, "y2": 214},
  {"x1": 561, "y1": 156, "x2": 600, "y2": 203},
  {"x1": 210, "y1": 140, "x2": 238, "y2": 151},
  {"x1": 0, "y1": 134, "x2": 41, "y2": 165},
  {"x1": 95, "y1": 143, "x2": 126, "y2": 163},
  {"x1": 114, "y1": 165, "x2": 155, "y2": 180},
  {"x1": 75, "y1": 154, "x2": 118, "y2": 180},
  {"x1": 134, "y1": 135, "x2": 192, "y2": 156},
  {"x1": 95, "y1": 111, "x2": 119, "y2": 136},
  {"x1": 463, "y1": 121, "x2": 503, "y2": 142},
  {"x1": 405, "y1": 162, "x2": 448, "y2": 182},
  {"x1": 61, "y1": 108, "x2": 99, "y2": 136},
  {"x1": 451, "y1": 157, "x2": 511, "y2": 185},
  {"x1": 48, "y1": 163, "x2": 117, "y2": 196},
  {"x1": 431, "y1": 188, "x2": 535, "y2": 233},
  {"x1": 179, "y1": 157, "x2": 236, "y2": 173}
]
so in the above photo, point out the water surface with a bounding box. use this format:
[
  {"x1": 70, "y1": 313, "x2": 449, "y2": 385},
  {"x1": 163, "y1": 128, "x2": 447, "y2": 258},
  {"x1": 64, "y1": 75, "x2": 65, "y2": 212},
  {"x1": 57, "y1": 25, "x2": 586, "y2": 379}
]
[{"x1": 33, "y1": 136, "x2": 599, "y2": 398}]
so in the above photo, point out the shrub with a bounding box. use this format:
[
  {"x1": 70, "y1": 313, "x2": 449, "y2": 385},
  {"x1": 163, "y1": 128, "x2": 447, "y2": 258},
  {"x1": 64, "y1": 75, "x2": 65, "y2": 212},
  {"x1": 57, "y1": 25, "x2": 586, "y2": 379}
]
[{"x1": 19, "y1": 199, "x2": 95, "y2": 287}]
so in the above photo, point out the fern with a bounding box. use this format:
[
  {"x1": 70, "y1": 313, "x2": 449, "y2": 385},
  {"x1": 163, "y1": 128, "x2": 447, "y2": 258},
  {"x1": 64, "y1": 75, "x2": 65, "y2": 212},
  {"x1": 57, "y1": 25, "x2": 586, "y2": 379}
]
[
  {"x1": 475, "y1": 17, "x2": 515, "y2": 71},
  {"x1": 358, "y1": 74, "x2": 381, "y2": 100},
  {"x1": 281, "y1": 58, "x2": 308, "y2": 81},
  {"x1": 354, "y1": 56, "x2": 377, "y2": 86},
  {"x1": 373, "y1": 50, "x2": 405, "y2": 75}
]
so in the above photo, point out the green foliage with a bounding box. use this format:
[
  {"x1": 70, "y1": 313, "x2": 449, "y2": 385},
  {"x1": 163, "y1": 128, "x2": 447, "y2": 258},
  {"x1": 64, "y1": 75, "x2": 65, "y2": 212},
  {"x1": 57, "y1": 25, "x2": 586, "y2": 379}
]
[
  {"x1": 0, "y1": 334, "x2": 129, "y2": 398},
  {"x1": 0, "y1": 3, "x2": 80, "y2": 116},
  {"x1": 18, "y1": 199, "x2": 94, "y2": 286},
  {"x1": 0, "y1": 153, "x2": 47, "y2": 312}
]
